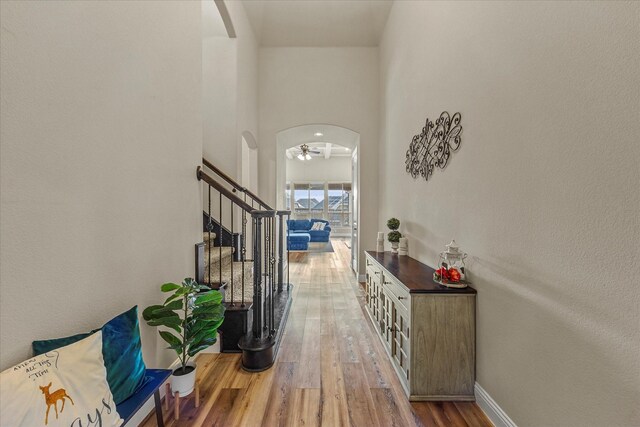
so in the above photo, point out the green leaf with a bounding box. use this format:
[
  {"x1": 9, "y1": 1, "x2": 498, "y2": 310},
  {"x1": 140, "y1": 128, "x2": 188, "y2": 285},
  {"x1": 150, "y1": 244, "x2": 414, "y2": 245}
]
[
  {"x1": 191, "y1": 327, "x2": 217, "y2": 347},
  {"x1": 194, "y1": 291, "x2": 222, "y2": 306},
  {"x1": 148, "y1": 316, "x2": 183, "y2": 333},
  {"x1": 162, "y1": 299, "x2": 183, "y2": 311},
  {"x1": 159, "y1": 330, "x2": 182, "y2": 347},
  {"x1": 161, "y1": 283, "x2": 181, "y2": 293},
  {"x1": 187, "y1": 338, "x2": 217, "y2": 357},
  {"x1": 142, "y1": 305, "x2": 164, "y2": 321}
]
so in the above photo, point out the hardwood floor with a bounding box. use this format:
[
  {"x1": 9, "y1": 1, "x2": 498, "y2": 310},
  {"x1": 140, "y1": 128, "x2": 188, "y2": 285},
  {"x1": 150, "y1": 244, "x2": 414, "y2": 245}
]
[{"x1": 141, "y1": 239, "x2": 492, "y2": 427}]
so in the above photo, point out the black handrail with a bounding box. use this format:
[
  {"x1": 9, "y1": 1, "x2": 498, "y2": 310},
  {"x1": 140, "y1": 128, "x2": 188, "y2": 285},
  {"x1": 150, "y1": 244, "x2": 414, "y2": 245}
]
[
  {"x1": 202, "y1": 158, "x2": 272, "y2": 210},
  {"x1": 197, "y1": 167, "x2": 255, "y2": 214}
]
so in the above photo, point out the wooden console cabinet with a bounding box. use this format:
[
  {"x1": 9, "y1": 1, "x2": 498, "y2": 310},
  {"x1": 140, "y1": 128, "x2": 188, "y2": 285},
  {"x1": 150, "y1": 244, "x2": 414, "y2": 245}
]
[{"x1": 365, "y1": 251, "x2": 476, "y2": 401}]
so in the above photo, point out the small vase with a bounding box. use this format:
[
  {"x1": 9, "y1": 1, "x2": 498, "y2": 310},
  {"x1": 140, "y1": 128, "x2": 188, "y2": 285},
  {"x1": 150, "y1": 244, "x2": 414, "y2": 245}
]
[
  {"x1": 398, "y1": 237, "x2": 408, "y2": 256},
  {"x1": 171, "y1": 361, "x2": 197, "y2": 397},
  {"x1": 391, "y1": 242, "x2": 399, "y2": 253}
]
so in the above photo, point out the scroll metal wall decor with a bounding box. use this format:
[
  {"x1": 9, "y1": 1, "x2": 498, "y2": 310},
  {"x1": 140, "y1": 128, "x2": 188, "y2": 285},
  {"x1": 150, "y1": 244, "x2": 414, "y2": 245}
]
[{"x1": 405, "y1": 112, "x2": 463, "y2": 181}]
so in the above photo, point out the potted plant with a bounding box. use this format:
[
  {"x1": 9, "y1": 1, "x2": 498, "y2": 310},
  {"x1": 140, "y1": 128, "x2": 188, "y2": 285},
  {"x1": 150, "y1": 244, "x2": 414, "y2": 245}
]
[
  {"x1": 143, "y1": 278, "x2": 225, "y2": 397},
  {"x1": 387, "y1": 218, "x2": 402, "y2": 253}
]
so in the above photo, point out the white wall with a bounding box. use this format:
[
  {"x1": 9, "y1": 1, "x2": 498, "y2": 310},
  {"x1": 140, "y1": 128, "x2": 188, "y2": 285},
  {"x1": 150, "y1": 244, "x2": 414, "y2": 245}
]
[
  {"x1": 286, "y1": 156, "x2": 352, "y2": 183},
  {"x1": 258, "y1": 47, "x2": 379, "y2": 274},
  {"x1": 202, "y1": 1, "x2": 258, "y2": 182},
  {"x1": 229, "y1": 1, "x2": 259, "y2": 181},
  {"x1": 0, "y1": 1, "x2": 203, "y2": 370},
  {"x1": 379, "y1": 2, "x2": 640, "y2": 426}
]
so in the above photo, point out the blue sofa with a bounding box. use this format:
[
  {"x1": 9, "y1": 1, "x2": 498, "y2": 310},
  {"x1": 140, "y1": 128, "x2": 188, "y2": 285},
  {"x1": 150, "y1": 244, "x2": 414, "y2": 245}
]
[{"x1": 287, "y1": 219, "x2": 331, "y2": 243}]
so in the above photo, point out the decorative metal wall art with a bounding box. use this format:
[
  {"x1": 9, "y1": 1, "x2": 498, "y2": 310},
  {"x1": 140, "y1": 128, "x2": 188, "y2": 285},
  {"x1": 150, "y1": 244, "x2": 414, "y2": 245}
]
[{"x1": 405, "y1": 111, "x2": 463, "y2": 181}]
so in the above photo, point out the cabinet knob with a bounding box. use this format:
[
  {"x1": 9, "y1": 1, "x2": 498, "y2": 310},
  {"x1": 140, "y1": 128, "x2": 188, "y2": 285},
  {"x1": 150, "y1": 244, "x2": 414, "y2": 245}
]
[
  {"x1": 374, "y1": 271, "x2": 381, "y2": 275},
  {"x1": 398, "y1": 296, "x2": 405, "y2": 300}
]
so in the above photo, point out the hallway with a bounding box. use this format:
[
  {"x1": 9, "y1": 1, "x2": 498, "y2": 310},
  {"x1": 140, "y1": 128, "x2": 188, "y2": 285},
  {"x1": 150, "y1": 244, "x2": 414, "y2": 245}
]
[{"x1": 143, "y1": 239, "x2": 491, "y2": 426}]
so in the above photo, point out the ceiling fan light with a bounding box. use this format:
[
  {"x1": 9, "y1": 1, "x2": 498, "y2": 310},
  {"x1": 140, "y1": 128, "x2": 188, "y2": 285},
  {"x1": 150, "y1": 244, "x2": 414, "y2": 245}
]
[
  {"x1": 297, "y1": 153, "x2": 305, "y2": 161},
  {"x1": 305, "y1": 153, "x2": 312, "y2": 160}
]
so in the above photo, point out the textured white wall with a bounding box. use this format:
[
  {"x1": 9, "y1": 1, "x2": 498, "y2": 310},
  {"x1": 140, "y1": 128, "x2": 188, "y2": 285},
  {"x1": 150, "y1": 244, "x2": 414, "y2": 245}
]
[
  {"x1": 0, "y1": 1, "x2": 203, "y2": 370},
  {"x1": 258, "y1": 47, "x2": 379, "y2": 274},
  {"x1": 202, "y1": 1, "x2": 258, "y2": 182},
  {"x1": 379, "y1": 2, "x2": 640, "y2": 426}
]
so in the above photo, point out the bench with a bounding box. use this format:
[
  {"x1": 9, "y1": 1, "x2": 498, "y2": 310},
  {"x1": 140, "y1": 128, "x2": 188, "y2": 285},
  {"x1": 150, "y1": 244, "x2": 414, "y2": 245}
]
[{"x1": 117, "y1": 369, "x2": 172, "y2": 426}]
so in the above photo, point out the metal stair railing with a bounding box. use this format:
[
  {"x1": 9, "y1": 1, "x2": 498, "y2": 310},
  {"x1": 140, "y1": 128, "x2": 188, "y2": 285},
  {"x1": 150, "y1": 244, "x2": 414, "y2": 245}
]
[{"x1": 196, "y1": 165, "x2": 290, "y2": 370}]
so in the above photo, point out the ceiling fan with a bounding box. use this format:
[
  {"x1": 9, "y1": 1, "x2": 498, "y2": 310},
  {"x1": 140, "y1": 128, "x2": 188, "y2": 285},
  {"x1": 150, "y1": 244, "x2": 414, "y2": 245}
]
[{"x1": 294, "y1": 144, "x2": 321, "y2": 161}]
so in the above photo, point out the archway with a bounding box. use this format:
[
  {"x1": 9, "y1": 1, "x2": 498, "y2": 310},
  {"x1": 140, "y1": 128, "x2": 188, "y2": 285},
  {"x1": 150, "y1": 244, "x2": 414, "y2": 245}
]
[
  {"x1": 241, "y1": 130, "x2": 258, "y2": 193},
  {"x1": 276, "y1": 124, "x2": 361, "y2": 273}
]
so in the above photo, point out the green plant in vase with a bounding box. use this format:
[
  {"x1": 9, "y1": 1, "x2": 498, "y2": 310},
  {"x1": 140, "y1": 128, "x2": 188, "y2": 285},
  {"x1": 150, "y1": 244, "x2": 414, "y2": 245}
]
[
  {"x1": 387, "y1": 218, "x2": 402, "y2": 253},
  {"x1": 143, "y1": 278, "x2": 225, "y2": 396}
]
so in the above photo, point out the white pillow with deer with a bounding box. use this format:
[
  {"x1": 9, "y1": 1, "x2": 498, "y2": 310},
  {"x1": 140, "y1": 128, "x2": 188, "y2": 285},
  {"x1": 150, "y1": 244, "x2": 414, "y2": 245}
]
[{"x1": 0, "y1": 331, "x2": 123, "y2": 427}]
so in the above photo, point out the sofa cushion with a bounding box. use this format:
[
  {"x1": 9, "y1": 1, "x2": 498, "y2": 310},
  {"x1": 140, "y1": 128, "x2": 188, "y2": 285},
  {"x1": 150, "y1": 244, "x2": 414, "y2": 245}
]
[
  {"x1": 32, "y1": 306, "x2": 147, "y2": 405},
  {"x1": 2, "y1": 332, "x2": 123, "y2": 427},
  {"x1": 287, "y1": 219, "x2": 311, "y2": 231}
]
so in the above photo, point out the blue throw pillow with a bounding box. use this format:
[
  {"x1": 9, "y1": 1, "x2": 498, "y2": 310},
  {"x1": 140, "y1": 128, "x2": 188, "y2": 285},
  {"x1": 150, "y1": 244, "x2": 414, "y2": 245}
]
[{"x1": 32, "y1": 306, "x2": 147, "y2": 405}]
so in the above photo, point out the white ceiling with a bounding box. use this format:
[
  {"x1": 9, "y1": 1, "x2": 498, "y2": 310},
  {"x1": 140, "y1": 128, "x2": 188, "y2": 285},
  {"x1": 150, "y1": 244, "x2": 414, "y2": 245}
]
[
  {"x1": 286, "y1": 142, "x2": 352, "y2": 159},
  {"x1": 241, "y1": 0, "x2": 394, "y2": 47},
  {"x1": 279, "y1": 124, "x2": 359, "y2": 159}
]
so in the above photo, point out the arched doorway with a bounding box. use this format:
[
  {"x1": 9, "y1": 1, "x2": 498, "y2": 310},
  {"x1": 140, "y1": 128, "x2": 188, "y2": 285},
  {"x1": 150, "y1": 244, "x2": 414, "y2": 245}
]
[
  {"x1": 240, "y1": 131, "x2": 258, "y2": 193},
  {"x1": 275, "y1": 124, "x2": 361, "y2": 274}
]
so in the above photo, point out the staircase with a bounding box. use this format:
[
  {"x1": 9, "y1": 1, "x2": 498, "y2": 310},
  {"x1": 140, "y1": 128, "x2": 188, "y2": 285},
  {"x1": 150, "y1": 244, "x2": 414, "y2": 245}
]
[
  {"x1": 201, "y1": 232, "x2": 253, "y2": 302},
  {"x1": 196, "y1": 158, "x2": 292, "y2": 372}
]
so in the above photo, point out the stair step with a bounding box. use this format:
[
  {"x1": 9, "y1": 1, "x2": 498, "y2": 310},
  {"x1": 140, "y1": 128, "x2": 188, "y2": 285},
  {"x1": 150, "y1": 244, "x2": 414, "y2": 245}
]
[
  {"x1": 203, "y1": 261, "x2": 254, "y2": 303},
  {"x1": 204, "y1": 246, "x2": 234, "y2": 271},
  {"x1": 203, "y1": 232, "x2": 217, "y2": 245}
]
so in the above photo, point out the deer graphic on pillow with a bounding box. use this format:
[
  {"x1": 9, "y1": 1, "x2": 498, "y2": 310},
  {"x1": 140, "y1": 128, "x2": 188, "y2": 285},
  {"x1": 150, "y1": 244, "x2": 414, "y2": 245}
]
[{"x1": 39, "y1": 382, "x2": 74, "y2": 425}]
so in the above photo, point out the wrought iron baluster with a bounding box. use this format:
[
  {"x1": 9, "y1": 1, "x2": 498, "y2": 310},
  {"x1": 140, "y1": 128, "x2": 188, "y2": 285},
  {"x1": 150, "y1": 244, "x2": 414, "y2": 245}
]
[
  {"x1": 230, "y1": 200, "x2": 234, "y2": 306},
  {"x1": 287, "y1": 213, "x2": 290, "y2": 289},
  {"x1": 252, "y1": 216, "x2": 263, "y2": 340},
  {"x1": 219, "y1": 193, "x2": 223, "y2": 289},
  {"x1": 277, "y1": 212, "x2": 285, "y2": 293},
  {"x1": 270, "y1": 216, "x2": 275, "y2": 336},
  {"x1": 263, "y1": 215, "x2": 269, "y2": 335},
  {"x1": 241, "y1": 193, "x2": 247, "y2": 307},
  {"x1": 208, "y1": 187, "x2": 212, "y2": 286}
]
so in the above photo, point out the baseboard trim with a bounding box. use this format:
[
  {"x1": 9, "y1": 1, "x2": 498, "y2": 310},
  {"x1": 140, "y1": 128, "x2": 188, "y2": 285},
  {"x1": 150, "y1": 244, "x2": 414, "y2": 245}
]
[{"x1": 475, "y1": 382, "x2": 517, "y2": 427}]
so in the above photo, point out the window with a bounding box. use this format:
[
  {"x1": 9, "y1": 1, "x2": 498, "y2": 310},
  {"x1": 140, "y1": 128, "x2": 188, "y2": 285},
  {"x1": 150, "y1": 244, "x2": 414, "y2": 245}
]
[
  {"x1": 287, "y1": 181, "x2": 352, "y2": 230},
  {"x1": 292, "y1": 183, "x2": 325, "y2": 220},
  {"x1": 327, "y1": 183, "x2": 351, "y2": 228},
  {"x1": 285, "y1": 183, "x2": 291, "y2": 210}
]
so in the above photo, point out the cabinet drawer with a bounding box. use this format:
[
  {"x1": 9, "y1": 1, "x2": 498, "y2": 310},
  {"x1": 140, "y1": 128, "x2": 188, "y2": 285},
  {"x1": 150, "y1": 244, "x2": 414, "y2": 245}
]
[
  {"x1": 367, "y1": 265, "x2": 382, "y2": 283},
  {"x1": 382, "y1": 275, "x2": 410, "y2": 312}
]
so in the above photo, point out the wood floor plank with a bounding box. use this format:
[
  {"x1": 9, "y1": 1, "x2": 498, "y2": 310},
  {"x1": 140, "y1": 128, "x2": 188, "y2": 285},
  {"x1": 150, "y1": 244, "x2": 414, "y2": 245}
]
[
  {"x1": 293, "y1": 318, "x2": 322, "y2": 388},
  {"x1": 235, "y1": 367, "x2": 276, "y2": 427},
  {"x1": 141, "y1": 238, "x2": 491, "y2": 427},
  {"x1": 319, "y1": 334, "x2": 350, "y2": 427},
  {"x1": 454, "y1": 401, "x2": 494, "y2": 427},
  {"x1": 370, "y1": 387, "x2": 414, "y2": 427},
  {"x1": 261, "y1": 362, "x2": 297, "y2": 426},
  {"x1": 286, "y1": 388, "x2": 322, "y2": 427},
  {"x1": 341, "y1": 362, "x2": 380, "y2": 427},
  {"x1": 200, "y1": 388, "x2": 243, "y2": 426}
]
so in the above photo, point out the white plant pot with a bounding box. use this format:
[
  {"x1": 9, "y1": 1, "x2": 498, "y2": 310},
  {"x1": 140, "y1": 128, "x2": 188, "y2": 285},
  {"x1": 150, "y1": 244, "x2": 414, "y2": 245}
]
[
  {"x1": 171, "y1": 361, "x2": 197, "y2": 397},
  {"x1": 390, "y1": 242, "x2": 399, "y2": 253}
]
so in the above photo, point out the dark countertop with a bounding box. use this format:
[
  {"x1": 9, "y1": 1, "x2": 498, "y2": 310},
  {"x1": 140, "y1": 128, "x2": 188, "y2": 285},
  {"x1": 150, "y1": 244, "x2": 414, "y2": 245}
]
[{"x1": 365, "y1": 251, "x2": 477, "y2": 295}]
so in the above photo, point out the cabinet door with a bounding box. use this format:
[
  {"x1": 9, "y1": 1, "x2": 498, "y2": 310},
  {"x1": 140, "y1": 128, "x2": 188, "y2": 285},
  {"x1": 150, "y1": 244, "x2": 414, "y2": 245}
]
[
  {"x1": 392, "y1": 304, "x2": 411, "y2": 382},
  {"x1": 380, "y1": 291, "x2": 394, "y2": 351}
]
